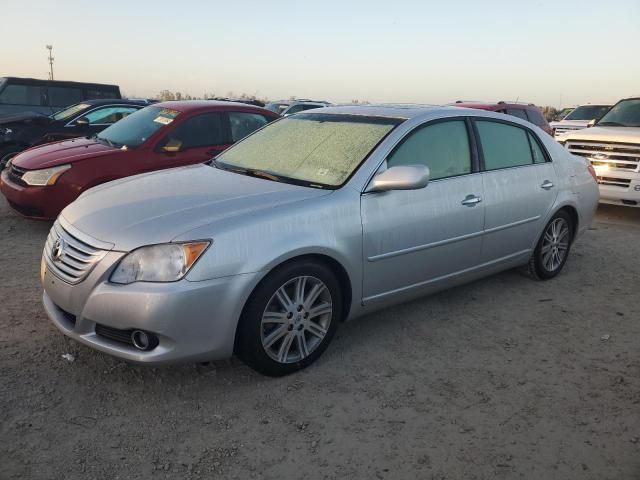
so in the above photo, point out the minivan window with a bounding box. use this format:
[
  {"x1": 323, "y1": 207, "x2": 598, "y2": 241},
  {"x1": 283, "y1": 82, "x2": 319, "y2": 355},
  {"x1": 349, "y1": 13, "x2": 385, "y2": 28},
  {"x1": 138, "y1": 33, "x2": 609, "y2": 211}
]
[
  {"x1": 159, "y1": 112, "x2": 226, "y2": 149},
  {"x1": 0, "y1": 85, "x2": 41, "y2": 106},
  {"x1": 477, "y1": 121, "x2": 533, "y2": 170},
  {"x1": 525, "y1": 109, "x2": 546, "y2": 126},
  {"x1": 216, "y1": 113, "x2": 401, "y2": 188},
  {"x1": 387, "y1": 120, "x2": 471, "y2": 180},
  {"x1": 48, "y1": 87, "x2": 83, "y2": 107},
  {"x1": 506, "y1": 108, "x2": 528, "y2": 121},
  {"x1": 97, "y1": 106, "x2": 181, "y2": 148}
]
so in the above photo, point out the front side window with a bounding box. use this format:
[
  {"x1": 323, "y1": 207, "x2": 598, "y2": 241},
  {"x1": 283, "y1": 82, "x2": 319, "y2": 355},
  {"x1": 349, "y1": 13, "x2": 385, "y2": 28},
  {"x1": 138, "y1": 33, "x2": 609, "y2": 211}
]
[
  {"x1": 228, "y1": 112, "x2": 270, "y2": 142},
  {"x1": 596, "y1": 99, "x2": 640, "y2": 127},
  {"x1": 0, "y1": 84, "x2": 42, "y2": 105},
  {"x1": 476, "y1": 121, "x2": 533, "y2": 170},
  {"x1": 82, "y1": 106, "x2": 139, "y2": 125},
  {"x1": 216, "y1": 113, "x2": 401, "y2": 188},
  {"x1": 387, "y1": 120, "x2": 471, "y2": 180},
  {"x1": 158, "y1": 112, "x2": 226, "y2": 149},
  {"x1": 97, "y1": 106, "x2": 181, "y2": 148},
  {"x1": 48, "y1": 87, "x2": 83, "y2": 107}
]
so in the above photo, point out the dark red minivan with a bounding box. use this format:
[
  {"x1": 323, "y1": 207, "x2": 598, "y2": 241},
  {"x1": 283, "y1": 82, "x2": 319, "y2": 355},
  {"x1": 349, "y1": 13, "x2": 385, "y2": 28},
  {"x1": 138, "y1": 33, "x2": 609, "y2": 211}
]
[{"x1": 0, "y1": 101, "x2": 279, "y2": 219}]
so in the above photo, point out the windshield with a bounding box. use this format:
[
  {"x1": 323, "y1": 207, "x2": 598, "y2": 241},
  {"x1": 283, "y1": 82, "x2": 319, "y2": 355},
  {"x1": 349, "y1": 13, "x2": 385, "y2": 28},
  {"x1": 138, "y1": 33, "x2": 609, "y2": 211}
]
[
  {"x1": 565, "y1": 105, "x2": 610, "y2": 121},
  {"x1": 51, "y1": 103, "x2": 92, "y2": 121},
  {"x1": 597, "y1": 99, "x2": 640, "y2": 127},
  {"x1": 96, "y1": 106, "x2": 181, "y2": 148},
  {"x1": 215, "y1": 113, "x2": 401, "y2": 188},
  {"x1": 265, "y1": 102, "x2": 289, "y2": 114}
]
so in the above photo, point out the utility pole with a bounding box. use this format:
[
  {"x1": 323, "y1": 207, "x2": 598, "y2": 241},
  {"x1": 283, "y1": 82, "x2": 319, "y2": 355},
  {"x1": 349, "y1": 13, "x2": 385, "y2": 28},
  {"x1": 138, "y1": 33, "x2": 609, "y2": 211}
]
[{"x1": 46, "y1": 45, "x2": 54, "y2": 80}]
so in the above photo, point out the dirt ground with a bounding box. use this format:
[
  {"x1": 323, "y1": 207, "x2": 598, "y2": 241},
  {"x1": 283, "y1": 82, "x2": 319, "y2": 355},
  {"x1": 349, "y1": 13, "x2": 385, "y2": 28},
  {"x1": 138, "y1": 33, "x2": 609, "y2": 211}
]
[{"x1": 1, "y1": 197, "x2": 639, "y2": 480}]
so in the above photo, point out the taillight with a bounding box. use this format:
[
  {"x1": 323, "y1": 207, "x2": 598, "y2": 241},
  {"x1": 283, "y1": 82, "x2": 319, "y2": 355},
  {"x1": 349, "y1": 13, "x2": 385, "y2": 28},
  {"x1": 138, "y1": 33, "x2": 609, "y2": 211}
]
[{"x1": 587, "y1": 164, "x2": 598, "y2": 182}]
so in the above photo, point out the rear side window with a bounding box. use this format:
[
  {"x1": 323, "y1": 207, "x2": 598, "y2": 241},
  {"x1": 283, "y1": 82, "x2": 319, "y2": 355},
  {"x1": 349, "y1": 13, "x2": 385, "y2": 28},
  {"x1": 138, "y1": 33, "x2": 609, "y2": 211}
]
[
  {"x1": 528, "y1": 132, "x2": 547, "y2": 164},
  {"x1": 48, "y1": 87, "x2": 83, "y2": 107},
  {"x1": 505, "y1": 108, "x2": 528, "y2": 121},
  {"x1": 0, "y1": 84, "x2": 42, "y2": 105},
  {"x1": 476, "y1": 121, "x2": 533, "y2": 170},
  {"x1": 387, "y1": 120, "x2": 471, "y2": 180},
  {"x1": 160, "y1": 112, "x2": 227, "y2": 149},
  {"x1": 526, "y1": 109, "x2": 546, "y2": 127},
  {"x1": 228, "y1": 112, "x2": 270, "y2": 142}
]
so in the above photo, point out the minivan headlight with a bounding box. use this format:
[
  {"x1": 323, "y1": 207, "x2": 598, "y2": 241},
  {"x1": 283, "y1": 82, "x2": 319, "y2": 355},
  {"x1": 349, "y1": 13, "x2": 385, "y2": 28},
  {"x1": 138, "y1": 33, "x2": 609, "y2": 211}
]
[
  {"x1": 22, "y1": 164, "x2": 71, "y2": 186},
  {"x1": 110, "y1": 241, "x2": 210, "y2": 284}
]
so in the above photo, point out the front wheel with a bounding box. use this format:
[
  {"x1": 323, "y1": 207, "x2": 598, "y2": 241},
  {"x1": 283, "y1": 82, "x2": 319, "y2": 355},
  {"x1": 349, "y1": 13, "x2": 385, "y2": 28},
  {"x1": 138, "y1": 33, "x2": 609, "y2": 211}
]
[
  {"x1": 236, "y1": 260, "x2": 342, "y2": 376},
  {"x1": 528, "y1": 210, "x2": 574, "y2": 280}
]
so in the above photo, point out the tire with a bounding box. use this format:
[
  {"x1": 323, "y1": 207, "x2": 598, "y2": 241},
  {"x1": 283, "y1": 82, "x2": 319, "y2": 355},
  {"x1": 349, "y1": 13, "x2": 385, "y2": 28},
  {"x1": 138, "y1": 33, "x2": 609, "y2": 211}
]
[
  {"x1": 236, "y1": 260, "x2": 342, "y2": 376},
  {"x1": 528, "y1": 210, "x2": 574, "y2": 280}
]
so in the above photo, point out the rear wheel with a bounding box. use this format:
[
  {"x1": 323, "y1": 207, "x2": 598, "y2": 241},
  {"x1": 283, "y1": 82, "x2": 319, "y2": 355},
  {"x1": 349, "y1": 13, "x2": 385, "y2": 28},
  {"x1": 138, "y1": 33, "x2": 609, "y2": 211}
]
[
  {"x1": 236, "y1": 260, "x2": 342, "y2": 376},
  {"x1": 528, "y1": 210, "x2": 573, "y2": 280}
]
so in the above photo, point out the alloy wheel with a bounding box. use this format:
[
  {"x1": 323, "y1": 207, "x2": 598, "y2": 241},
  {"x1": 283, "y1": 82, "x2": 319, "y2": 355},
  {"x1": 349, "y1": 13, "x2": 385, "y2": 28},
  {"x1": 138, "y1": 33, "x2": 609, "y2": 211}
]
[{"x1": 541, "y1": 217, "x2": 570, "y2": 272}]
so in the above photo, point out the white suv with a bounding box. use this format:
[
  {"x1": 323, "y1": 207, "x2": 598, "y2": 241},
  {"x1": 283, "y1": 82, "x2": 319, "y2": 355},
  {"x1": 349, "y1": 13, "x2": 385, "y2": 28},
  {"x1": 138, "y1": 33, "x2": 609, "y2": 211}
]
[
  {"x1": 558, "y1": 97, "x2": 640, "y2": 207},
  {"x1": 550, "y1": 104, "x2": 611, "y2": 139}
]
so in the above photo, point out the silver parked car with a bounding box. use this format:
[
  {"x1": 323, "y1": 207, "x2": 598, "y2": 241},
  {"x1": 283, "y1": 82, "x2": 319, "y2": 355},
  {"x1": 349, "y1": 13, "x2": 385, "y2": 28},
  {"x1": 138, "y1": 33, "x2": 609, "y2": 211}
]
[{"x1": 41, "y1": 105, "x2": 599, "y2": 376}]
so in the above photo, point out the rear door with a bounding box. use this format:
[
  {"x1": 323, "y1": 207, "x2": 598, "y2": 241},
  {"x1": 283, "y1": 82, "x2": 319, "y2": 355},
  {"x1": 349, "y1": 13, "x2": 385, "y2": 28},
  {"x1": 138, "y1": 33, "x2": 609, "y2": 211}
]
[
  {"x1": 361, "y1": 118, "x2": 485, "y2": 302},
  {"x1": 475, "y1": 119, "x2": 558, "y2": 263}
]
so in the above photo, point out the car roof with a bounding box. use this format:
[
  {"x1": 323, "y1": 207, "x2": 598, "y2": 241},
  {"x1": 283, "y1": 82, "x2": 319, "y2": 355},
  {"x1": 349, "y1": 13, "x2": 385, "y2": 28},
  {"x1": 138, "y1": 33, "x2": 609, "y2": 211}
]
[
  {"x1": 0, "y1": 76, "x2": 119, "y2": 89},
  {"x1": 450, "y1": 101, "x2": 539, "y2": 111},
  {"x1": 309, "y1": 103, "x2": 493, "y2": 121},
  {"x1": 76, "y1": 98, "x2": 150, "y2": 107},
  {"x1": 152, "y1": 100, "x2": 277, "y2": 114}
]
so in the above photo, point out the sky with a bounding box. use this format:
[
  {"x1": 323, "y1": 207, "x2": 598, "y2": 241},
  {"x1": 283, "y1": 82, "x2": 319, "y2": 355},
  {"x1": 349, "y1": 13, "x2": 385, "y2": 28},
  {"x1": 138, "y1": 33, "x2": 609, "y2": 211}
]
[{"x1": 1, "y1": 0, "x2": 639, "y2": 107}]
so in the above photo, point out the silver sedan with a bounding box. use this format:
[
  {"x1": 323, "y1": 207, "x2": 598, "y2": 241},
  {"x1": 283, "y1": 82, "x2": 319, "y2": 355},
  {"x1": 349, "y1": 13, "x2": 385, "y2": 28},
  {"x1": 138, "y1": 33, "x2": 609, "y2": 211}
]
[{"x1": 41, "y1": 105, "x2": 599, "y2": 376}]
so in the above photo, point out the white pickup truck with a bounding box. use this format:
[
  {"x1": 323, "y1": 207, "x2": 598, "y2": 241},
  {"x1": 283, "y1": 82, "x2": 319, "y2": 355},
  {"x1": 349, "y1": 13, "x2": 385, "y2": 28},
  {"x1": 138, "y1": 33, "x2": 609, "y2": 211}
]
[
  {"x1": 558, "y1": 97, "x2": 640, "y2": 207},
  {"x1": 550, "y1": 104, "x2": 611, "y2": 139}
]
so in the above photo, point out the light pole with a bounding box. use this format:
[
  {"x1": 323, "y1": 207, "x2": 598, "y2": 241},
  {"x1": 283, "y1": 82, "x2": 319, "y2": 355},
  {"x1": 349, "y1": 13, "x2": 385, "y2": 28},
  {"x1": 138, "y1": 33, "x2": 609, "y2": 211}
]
[{"x1": 46, "y1": 45, "x2": 54, "y2": 80}]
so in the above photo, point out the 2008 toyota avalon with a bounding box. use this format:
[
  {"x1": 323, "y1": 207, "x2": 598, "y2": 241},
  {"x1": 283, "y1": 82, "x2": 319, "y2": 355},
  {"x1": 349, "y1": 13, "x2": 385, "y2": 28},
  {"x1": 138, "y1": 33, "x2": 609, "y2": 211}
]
[{"x1": 41, "y1": 105, "x2": 599, "y2": 376}]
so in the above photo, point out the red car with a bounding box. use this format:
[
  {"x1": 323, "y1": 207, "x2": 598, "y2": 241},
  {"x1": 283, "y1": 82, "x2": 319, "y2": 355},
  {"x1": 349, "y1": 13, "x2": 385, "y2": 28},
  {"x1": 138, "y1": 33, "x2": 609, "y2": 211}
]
[
  {"x1": 1, "y1": 101, "x2": 279, "y2": 219},
  {"x1": 451, "y1": 101, "x2": 553, "y2": 136}
]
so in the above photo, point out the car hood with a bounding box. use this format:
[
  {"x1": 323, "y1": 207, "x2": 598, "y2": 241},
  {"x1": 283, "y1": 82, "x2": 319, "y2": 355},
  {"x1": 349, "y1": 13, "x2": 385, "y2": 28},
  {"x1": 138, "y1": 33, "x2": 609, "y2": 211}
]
[
  {"x1": 550, "y1": 119, "x2": 590, "y2": 128},
  {"x1": 559, "y1": 126, "x2": 640, "y2": 143},
  {"x1": 11, "y1": 137, "x2": 115, "y2": 170},
  {"x1": 0, "y1": 111, "x2": 51, "y2": 126},
  {"x1": 61, "y1": 164, "x2": 332, "y2": 251}
]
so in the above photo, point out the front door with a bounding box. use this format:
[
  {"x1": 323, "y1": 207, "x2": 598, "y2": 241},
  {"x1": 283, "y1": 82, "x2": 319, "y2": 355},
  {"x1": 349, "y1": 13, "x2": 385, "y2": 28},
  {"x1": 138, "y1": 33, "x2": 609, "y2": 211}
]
[{"x1": 361, "y1": 119, "x2": 485, "y2": 303}]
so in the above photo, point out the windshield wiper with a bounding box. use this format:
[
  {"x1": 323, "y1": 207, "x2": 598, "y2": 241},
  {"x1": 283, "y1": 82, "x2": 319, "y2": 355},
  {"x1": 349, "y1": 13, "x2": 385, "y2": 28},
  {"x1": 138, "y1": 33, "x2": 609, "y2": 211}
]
[{"x1": 210, "y1": 160, "x2": 329, "y2": 189}]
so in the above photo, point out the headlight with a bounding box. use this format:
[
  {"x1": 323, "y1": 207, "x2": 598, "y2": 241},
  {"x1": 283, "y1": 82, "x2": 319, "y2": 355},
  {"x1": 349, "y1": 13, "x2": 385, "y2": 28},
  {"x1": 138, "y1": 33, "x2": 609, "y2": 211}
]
[
  {"x1": 22, "y1": 164, "x2": 71, "y2": 186},
  {"x1": 110, "y1": 241, "x2": 210, "y2": 284}
]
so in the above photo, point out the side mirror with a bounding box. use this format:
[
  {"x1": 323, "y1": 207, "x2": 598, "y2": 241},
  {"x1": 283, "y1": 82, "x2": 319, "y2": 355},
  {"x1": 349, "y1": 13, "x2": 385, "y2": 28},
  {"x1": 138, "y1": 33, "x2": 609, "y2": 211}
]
[
  {"x1": 162, "y1": 139, "x2": 182, "y2": 153},
  {"x1": 75, "y1": 117, "x2": 90, "y2": 126},
  {"x1": 367, "y1": 165, "x2": 430, "y2": 193},
  {"x1": 587, "y1": 119, "x2": 596, "y2": 128}
]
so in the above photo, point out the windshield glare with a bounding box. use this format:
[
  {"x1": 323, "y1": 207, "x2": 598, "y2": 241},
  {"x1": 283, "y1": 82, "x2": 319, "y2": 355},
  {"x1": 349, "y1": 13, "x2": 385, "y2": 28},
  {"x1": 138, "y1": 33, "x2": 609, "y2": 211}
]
[
  {"x1": 565, "y1": 105, "x2": 610, "y2": 121},
  {"x1": 597, "y1": 99, "x2": 640, "y2": 127},
  {"x1": 216, "y1": 113, "x2": 401, "y2": 187},
  {"x1": 97, "y1": 106, "x2": 180, "y2": 148},
  {"x1": 52, "y1": 103, "x2": 91, "y2": 121}
]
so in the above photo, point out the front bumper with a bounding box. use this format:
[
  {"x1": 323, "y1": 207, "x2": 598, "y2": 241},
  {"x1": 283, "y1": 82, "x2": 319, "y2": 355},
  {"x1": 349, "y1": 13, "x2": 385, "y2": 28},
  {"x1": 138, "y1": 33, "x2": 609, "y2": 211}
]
[
  {"x1": 0, "y1": 169, "x2": 67, "y2": 219},
  {"x1": 42, "y1": 251, "x2": 262, "y2": 364},
  {"x1": 598, "y1": 175, "x2": 640, "y2": 207}
]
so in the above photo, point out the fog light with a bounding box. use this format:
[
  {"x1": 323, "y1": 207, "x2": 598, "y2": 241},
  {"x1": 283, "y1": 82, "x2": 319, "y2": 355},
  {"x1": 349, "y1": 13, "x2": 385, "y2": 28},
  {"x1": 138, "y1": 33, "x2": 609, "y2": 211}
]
[{"x1": 131, "y1": 330, "x2": 156, "y2": 351}]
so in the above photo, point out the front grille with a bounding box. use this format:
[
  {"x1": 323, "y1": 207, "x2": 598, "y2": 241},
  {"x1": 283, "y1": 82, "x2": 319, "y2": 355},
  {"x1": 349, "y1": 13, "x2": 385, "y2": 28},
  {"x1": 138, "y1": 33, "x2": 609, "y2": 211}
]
[
  {"x1": 95, "y1": 324, "x2": 134, "y2": 346},
  {"x1": 567, "y1": 140, "x2": 640, "y2": 172},
  {"x1": 554, "y1": 126, "x2": 581, "y2": 136},
  {"x1": 44, "y1": 220, "x2": 107, "y2": 284},
  {"x1": 596, "y1": 176, "x2": 631, "y2": 189},
  {"x1": 8, "y1": 164, "x2": 27, "y2": 186}
]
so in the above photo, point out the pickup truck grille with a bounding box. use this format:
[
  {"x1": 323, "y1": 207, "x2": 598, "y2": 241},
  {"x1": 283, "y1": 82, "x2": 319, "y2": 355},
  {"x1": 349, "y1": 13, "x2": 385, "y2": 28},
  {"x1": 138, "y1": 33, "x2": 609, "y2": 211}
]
[
  {"x1": 44, "y1": 221, "x2": 107, "y2": 284},
  {"x1": 596, "y1": 176, "x2": 631, "y2": 189},
  {"x1": 554, "y1": 126, "x2": 582, "y2": 137},
  {"x1": 566, "y1": 140, "x2": 640, "y2": 172},
  {"x1": 8, "y1": 164, "x2": 28, "y2": 186}
]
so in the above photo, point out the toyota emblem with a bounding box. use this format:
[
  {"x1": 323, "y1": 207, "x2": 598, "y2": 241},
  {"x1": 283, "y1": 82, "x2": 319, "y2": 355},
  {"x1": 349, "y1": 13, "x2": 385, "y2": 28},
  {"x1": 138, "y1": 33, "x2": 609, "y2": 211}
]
[{"x1": 52, "y1": 238, "x2": 66, "y2": 262}]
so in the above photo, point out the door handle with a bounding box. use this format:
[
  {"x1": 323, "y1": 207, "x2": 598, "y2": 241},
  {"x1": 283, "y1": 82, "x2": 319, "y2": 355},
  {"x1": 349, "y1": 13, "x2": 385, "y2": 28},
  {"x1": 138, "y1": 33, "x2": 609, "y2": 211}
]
[
  {"x1": 461, "y1": 194, "x2": 482, "y2": 206},
  {"x1": 541, "y1": 180, "x2": 554, "y2": 190}
]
